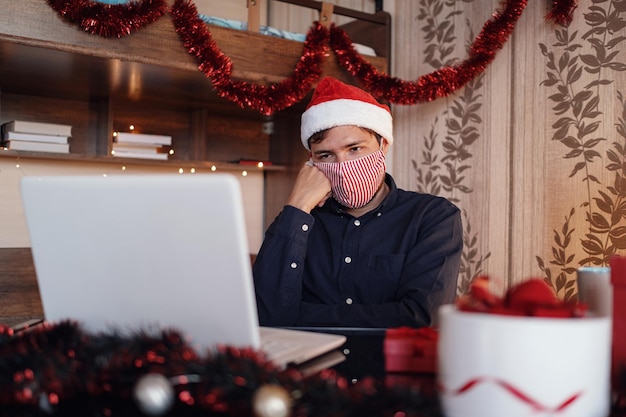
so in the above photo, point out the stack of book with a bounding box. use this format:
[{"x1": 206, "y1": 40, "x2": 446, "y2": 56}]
[
  {"x1": 1, "y1": 120, "x2": 72, "y2": 154},
  {"x1": 112, "y1": 132, "x2": 172, "y2": 161}
]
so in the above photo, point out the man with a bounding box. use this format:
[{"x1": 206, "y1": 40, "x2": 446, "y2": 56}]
[{"x1": 253, "y1": 76, "x2": 462, "y2": 328}]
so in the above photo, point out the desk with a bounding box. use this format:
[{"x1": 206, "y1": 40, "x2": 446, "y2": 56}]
[
  {"x1": 287, "y1": 327, "x2": 387, "y2": 382},
  {"x1": 290, "y1": 327, "x2": 439, "y2": 399}
]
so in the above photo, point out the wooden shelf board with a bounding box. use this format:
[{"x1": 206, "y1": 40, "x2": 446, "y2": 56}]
[{"x1": 0, "y1": 149, "x2": 286, "y2": 172}]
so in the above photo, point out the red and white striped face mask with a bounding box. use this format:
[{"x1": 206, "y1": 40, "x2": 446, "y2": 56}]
[{"x1": 314, "y1": 149, "x2": 386, "y2": 209}]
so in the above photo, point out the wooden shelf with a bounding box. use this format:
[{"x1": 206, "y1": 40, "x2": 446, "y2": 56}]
[
  {"x1": 0, "y1": 1, "x2": 385, "y2": 168},
  {"x1": 0, "y1": 1, "x2": 388, "y2": 102},
  {"x1": 0, "y1": 0, "x2": 389, "y2": 218},
  {"x1": 0, "y1": 148, "x2": 286, "y2": 172}
]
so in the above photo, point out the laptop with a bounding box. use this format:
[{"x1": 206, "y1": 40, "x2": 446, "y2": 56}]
[{"x1": 20, "y1": 174, "x2": 345, "y2": 368}]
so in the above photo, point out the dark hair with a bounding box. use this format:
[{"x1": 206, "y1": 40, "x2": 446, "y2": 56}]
[{"x1": 307, "y1": 126, "x2": 382, "y2": 149}]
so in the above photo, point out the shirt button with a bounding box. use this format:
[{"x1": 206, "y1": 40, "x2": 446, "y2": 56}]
[
  {"x1": 353, "y1": 219, "x2": 361, "y2": 226},
  {"x1": 301, "y1": 224, "x2": 309, "y2": 232},
  {"x1": 376, "y1": 212, "x2": 382, "y2": 217},
  {"x1": 290, "y1": 262, "x2": 297, "y2": 269},
  {"x1": 345, "y1": 298, "x2": 353, "y2": 305},
  {"x1": 344, "y1": 256, "x2": 352, "y2": 264}
]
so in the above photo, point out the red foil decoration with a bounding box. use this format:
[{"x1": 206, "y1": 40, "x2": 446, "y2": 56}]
[
  {"x1": 170, "y1": 0, "x2": 328, "y2": 116},
  {"x1": 43, "y1": 0, "x2": 576, "y2": 113},
  {"x1": 546, "y1": 0, "x2": 578, "y2": 26},
  {"x1": 0, "y1": 321, "x2": 448, "y2": 416},
  {"x1": 46, "y1": 0, "x2": 167, "y2": 38},
  {"x1": 330, "y1": 0, "x2": 529, "y2": 104}
]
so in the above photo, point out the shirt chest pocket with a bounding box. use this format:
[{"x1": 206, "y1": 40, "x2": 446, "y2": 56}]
[{"x1": 359, "y1": 254, "x2": 405, "y2": 301}]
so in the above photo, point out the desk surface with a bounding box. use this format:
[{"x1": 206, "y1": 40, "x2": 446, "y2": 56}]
[
  {"x1": 285, "y1": 327, "x2": 387, "y2": 380},
  {"x1": 288, "y1": 326, "x2": 438, "y2": 399}
]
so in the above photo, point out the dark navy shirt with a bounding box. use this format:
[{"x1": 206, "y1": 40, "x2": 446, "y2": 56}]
[{"x1": 253, "y1": 174, "x2": 462, "y2": 328}]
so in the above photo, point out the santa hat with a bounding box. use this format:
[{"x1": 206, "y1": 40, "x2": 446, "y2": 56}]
[{"x1": 300, "y1": 77, "x2": 393, "y2": 150}]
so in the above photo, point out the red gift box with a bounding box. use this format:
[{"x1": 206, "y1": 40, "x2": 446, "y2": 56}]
[
  {"x1": 384, "y1": 327, "x2": 438, "y2": 374},
  {"x1": 612, "y1": 256, "x2": 626, "y2": 384}
]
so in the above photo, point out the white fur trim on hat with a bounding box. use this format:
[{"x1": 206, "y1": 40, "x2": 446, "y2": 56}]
[{"x1": 300, "y1": 98, "x2": 393, "y2": 150}]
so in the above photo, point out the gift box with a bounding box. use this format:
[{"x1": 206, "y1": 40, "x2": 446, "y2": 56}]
[
  {"x1": 384, "y1": 327, "x2": 438, "y2": 374},
  {"x1": 437, "y1": 277, "x2": 611, "y2": 417},
  {"x1": 438, "y1": 305, "x2": 611, "y2": 417}
]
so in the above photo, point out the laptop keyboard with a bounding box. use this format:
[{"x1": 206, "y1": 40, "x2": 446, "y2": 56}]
[{"x1": 260, "y1": 338, "x2": 301, "y2": 359}]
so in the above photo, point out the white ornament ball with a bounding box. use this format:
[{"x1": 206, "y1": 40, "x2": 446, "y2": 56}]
[
  {"x1": 252, "y1": 384, "x2": 292, "y2": 417},
  {"x1": 133, "y1": 373, "x2": 175, "y2": 416}
]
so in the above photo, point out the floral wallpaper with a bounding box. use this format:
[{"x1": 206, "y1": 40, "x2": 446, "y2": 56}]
[
  {"x1": 536, "y1": 1, "x2": 626, "y2": 300},
  {"x1": 392, "y1": 0, "x2": 626, "y2": 297}
]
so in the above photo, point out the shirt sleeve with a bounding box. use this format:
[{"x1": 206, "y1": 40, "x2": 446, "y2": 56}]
[{"x1": 253, "y1": 205, "x2": 314, "y2": 326}]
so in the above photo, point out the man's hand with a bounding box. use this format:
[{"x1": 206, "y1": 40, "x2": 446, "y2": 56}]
[{"x1": 285, "y1": 161, "x2": 332, "y2": 213}]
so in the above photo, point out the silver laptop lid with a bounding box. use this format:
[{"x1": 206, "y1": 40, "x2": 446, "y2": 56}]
[{"x1": 20, "y1": 174, "x2": 261, "y2": 352}]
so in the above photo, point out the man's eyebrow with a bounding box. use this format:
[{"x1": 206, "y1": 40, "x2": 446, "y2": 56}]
[
  {"x1": 343, "y1": 139, "x2": 367, "y2": 149},
  {"x1": 312, "y1": 136, "x2": 371, "y2": 155}
]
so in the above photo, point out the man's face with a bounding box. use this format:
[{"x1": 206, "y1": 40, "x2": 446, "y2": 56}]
[{"x1": 310, "y1": 126, "x2": 388, "y2": 163}]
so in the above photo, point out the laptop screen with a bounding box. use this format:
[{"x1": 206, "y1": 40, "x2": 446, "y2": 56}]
[{"x1": 21, "y1": 174, "x2": 262, "y2": 352}]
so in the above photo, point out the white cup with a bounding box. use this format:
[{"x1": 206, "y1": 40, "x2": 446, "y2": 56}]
[
  {"x1": 437, "y1": 305, "x2": 611, "y2": 417},
  {"x1": 577, "y1": 267, "x2": 612, "y2": 317}
]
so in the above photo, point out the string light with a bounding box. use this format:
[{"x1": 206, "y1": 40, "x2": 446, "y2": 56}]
[{"x1": 242, "y1": 171, "x2": 248, "y2": 177}]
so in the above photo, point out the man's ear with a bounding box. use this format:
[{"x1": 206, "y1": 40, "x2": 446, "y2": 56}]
[{"x1": 381, "y1": 138, "x2": 390, "y2": 154}]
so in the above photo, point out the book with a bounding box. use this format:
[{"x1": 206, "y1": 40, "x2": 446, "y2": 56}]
[
  {"x1": 112, "y1": 142, "x2": 172, "y2": 153},
  {"x1": 115, "y1": 132, "x2": 172, "y2": 146},
  {"x1": 2, "y1": 120, "x2": 72, "y2": 137},
  {"x1": 3, "y1": 130, "x2": 70, "y2": 144},
  {"x1": 2, "y1": 140, "x2": 70, "y2": 153},
  {"x1": 111, "y1": 149, "x2": 169, "y2": 160},
  {"x1": 112, "y1": 142, "x2": 159, "y2": 152}
]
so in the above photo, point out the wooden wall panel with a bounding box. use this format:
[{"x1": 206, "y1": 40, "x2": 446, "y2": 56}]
[
  {"x1": 391, "y1": 0, "x2": 626, "y2": 298},
  {"x1": 391, "y1": 0, "x2": 512, "y2": 294},
  {"x1": 0, "y1": 248, "x2": 43, "y2": 327}
]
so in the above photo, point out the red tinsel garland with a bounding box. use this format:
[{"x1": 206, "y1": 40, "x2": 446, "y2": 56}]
[
  {"x1": 546, "y1": 0, "x2": 579, "y2": 25},
  {"x1": 0, "y1": 321, "x2": 443, "y2": 417},
  {"x1": 46, "y1": 0, "x2": 167, "y2": 38},
  {"x1": 43, "y1": 0, "x2": 578, "y2": 113},
  {"x1": 329, "y1": 0, "x2": 528, "y2": 104},
  {"x1": 169, "y1": 0, "x2": 329, "y2": 116}
]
